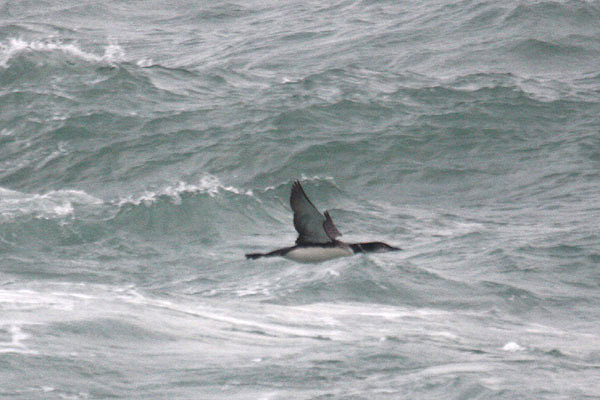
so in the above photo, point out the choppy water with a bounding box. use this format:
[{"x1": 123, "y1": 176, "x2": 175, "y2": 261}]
[{"x1": 2, "y1": 1, "x2": 600, "y2": 398}]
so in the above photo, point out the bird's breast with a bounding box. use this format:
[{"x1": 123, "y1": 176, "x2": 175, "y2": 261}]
[{"x1": 283, "y1": 245, "x2": 353, "y2": 263}]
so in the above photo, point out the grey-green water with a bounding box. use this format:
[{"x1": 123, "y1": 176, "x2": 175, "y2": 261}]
[{"x1": 1, "y1": 1, "x2": 600, "y2": 398}]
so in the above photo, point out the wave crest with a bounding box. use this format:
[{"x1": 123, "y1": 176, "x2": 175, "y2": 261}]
[
  {"x1": 0, "y1": 38, "x2": 125, "y2": 68},
  {"x1": 115, "y1": 175, "x2": 253, "y2": 207},
  {"x1": 0, "y1": 186, "x2": 102, "y2": 221}
]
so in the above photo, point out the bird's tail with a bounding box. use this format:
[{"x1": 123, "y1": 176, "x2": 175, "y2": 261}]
[
  {"x1": 245, "y1": 252, "x2": 266, "y2": 260},
  {"x1": 245, "y1": 247, "x2": 290, "y2": 260}
]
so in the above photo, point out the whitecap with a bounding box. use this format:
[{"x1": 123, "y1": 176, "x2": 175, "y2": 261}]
[
  {"x1": 0, "y1": 325, "x2": 37, "y2": 354},
  {"x1": 281, "y1": 76, "x2": 301, "y2": 84},
  {"x1": 502, "y1": 341, "x2": 525, "y2": 352},
  {"x1": 115, "y1": 175, "x2": 253, "y2": 207},
  {"x1": 0, "y1": 186, "x2": 103, "y2": 220},
  {"x1": 102, "y1": 43, "x2": 125, "y2": 63},
  {"x1": 0, "y1": 38, "x2": 125, "y2": 68},
  {"x1": 299, "y1": 174, "x2": 335, "y2": 183},
  {"x1": 136, "y1": 58, "x2": 154, "y2": 68},
  {"x1": 0, "y1": 288, "x2": 77, "y2": 311}
]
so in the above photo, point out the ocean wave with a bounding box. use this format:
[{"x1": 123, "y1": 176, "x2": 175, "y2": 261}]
[
  {"x1": 508, "y1": 38, "x2": 590, "y2": 59},
  {"x1": 504, "y1": 0, "x2": 600, "y2": 26},
  {"x1": 390, "y1": 70, "x2": 597, "y2": 106},
  {"x1": 1, "y1": 175, "x2": 254, "y2": 220},
  {"x1": 0, "y1": 176, "x2": 258, "y2": 245},
  {"x1": 259, "y1": 176, "x2": 336, "y2": 192},
  {"x1": 114, "y1": 175, "x2": 253, "y2": 207},
  {"x1": 0, "y1": 186, "x2": 103, "y2": 221},
  {"x1": 441, "y1": 72, "x2": 547, "y2": 98},
  {"x1": 0, "y1": 38, "x2": 125, "y2": 68},
  {"x1": 0, "y1": 324, "x2": 37, "y2": 355}
]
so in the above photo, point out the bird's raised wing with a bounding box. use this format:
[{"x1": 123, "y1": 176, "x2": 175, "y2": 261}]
[{"x1": 290, "y1": 180, "x2": 342, "y2": 244}]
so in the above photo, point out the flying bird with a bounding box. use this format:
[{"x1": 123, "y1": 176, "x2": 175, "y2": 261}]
[{"x1": 246, "y1": 180, "x2": 400, "y2": 262}]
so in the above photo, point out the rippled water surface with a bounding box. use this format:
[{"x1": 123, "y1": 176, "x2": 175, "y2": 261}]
[{"x1": 1, "y1": 0, "x2": 600, "y2": 398}]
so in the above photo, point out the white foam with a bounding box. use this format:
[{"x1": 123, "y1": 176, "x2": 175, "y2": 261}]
[
  {"x1": 281, "y1": 76, "x2": 301, "y2": 84},
  {"x1": 136, "y1": 58, "x2": 154, "y2": 68},
  {"x1": 260, "y1": 176, "x2": 335, "y2": 195},
  {"x1": 58, "y1": 391, "x2": 89, "y2": 399},
  {"x1": 116, "y1": 175, "x2": 253, "y2": 207},
  {"x1": 0, "y1": 288, "x2": 81, "y2": 311},
  {"x1": 502, "y1": 341, "x2": 525, "y2": 352},
  {"x1": 0, "y1": 325, "x2": 37, "y2": 354},
  {"x1": 0, "y1": 38, "x2": 125, "y2": 68},
  {"x1": 430, "y1": 331, "x2": 459, "y2": 340},
  {"x1": 0, "y1": 186, "x2": 103, "y2": 220},
  {"x1": 103, "y1": 43, "x2": 125, "y2": 62},
  {"x1": 299, "y1": 174, "x2": 335, "y2": 183},
  {"x1": 420, "y1": 362, "x2": 493, "y2": 376},
  {"x1": 326, "y1": 268, "x2": 340, "y2": 277}
]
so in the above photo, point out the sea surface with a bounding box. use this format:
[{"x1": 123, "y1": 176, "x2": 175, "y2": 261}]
[{"x1": 1, "y1": 0, "x2": 600, "y2": 398}]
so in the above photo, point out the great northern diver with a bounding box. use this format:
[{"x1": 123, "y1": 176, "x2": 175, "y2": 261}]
[{"x1": 245, "y1": 180, "x2": 400, "y2": 262}]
